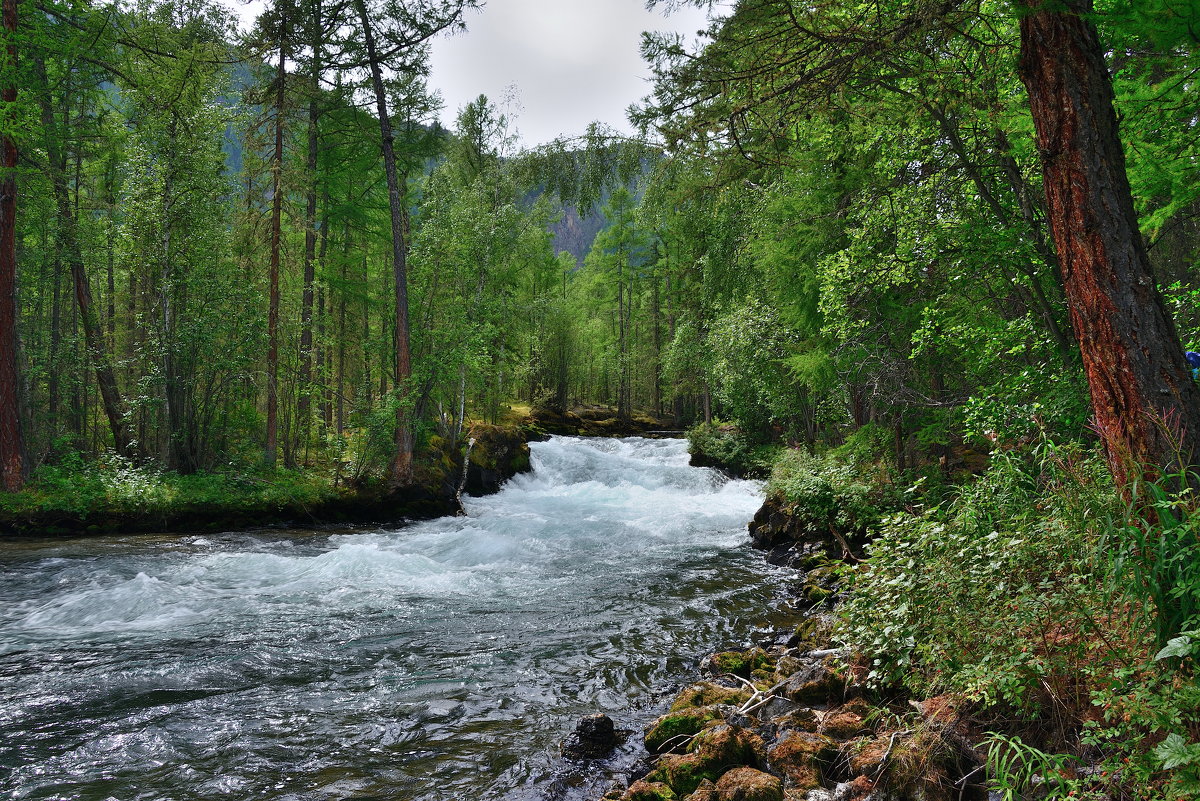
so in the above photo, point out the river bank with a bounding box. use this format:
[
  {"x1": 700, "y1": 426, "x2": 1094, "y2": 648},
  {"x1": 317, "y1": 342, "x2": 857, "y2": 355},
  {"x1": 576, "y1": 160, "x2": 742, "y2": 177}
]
[
  {"x1": 0, "y1": 406, "x2": 675, "y2": 539},
  {"x1": 582, "y1": 429, "x2": 1193, "y2": 801},
  {"x1": 584, "y1": 484, "x2": 990, "y2": 801}
]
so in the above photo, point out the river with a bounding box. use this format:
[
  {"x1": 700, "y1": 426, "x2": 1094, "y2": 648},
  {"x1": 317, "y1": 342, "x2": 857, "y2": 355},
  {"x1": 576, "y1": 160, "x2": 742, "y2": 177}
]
[{"x1": 0, "y1": 436, "x2": 790, "y2": 801}]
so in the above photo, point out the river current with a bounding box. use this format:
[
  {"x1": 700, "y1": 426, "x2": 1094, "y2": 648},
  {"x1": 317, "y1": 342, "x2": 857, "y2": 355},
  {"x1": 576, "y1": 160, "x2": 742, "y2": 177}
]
[{"x1": 0, "y1": 436, "x2": 788, "y2": 801}]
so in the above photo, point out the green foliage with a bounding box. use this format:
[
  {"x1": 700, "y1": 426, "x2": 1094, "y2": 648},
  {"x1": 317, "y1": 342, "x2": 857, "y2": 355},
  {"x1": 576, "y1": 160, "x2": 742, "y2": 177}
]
[
  {"x1": 0, "y1": 454, "x2": 340, "y2": 522},
  {"x1": 839, "y1": 443, "x2": 1117, "y2": 703},
  {"x1": 766, "y1": 448, "x2": 890, "y2": 541},
  {"x1": 830, "y1": 423, "x2": 891, "y2": 465},
  {"x1": 1115, "y1": 476, "x2": 1200, "y2": 649},
  {"x1": 686, "y1": 422, "x2": 780, "y2": 478}
]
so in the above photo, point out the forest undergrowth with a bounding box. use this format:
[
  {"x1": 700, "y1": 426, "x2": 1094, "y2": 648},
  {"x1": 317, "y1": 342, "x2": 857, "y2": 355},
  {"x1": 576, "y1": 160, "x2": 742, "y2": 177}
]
[{"x1": 739, "y1": 428, "x2": 1200, "y2": 800}]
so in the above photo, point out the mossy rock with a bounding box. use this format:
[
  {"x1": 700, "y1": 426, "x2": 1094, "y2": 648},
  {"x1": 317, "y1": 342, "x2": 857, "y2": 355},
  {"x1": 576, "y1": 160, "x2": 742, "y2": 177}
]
[
  {"x1": 713, "y1": 767, "x2": 783, "y2": 801},
  {"x1": 844, "y1": 735, "x2": 891, "y2": 778},
  {"x1": 646, "y1": 707, "x2": 725, "y2": 754},
  {"x1": 781, "y1": 655, "x2": 845, "y2": 704},
  {"x1": 650, "y1": 754, "x2": 719, "y2": 797},
  {"x1": 802, "y1": 585, "x2": 835, "y2": 604},
  {"x1": 508, "y1": 446, "x2": 531, "y2": 472},
  {"x1": 650, "y1": 724, "x2": 765, "y2": 796},
  {"x1": 622, "y1": 780, "x2": 677, "y2": 801},
  {"x1": 820, "y1": 704, "x2": 869, "y2": 740},
  {"x1": 689, "y1": 724, "x2": 765, "y2": 768},
  {"x1": 766, "y1": 731, "x2": 837, "y2": 790},
  {"x1": 708, "y1": 648, "x2": 774, "y2": 678},
  {"x1": 682, "y1": 779, "x2": 716, "y2": 800},
  {"x1": 767, "y1": 706, "x2": 819, "y2": 733},
  {"x1": 750, "y1": 668, "x2": 775, "y2": 683},
  {"x1": 670, "y1": 682, "x2": 752, "y2": 712},
  {"x1": 786, "y1": 617, "x2": 833, "y2": 651}
]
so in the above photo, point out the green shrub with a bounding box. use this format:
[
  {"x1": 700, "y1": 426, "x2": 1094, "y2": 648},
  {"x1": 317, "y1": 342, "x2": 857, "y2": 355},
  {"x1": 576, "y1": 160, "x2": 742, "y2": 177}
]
[
  {"x1": 766, "y1": 448, "x2": 894, "y2": 542},
  {"x1": 837, "y1": 443, "x2": 1117, "y2": 706},
  {"x1": 1115, "y1": 474, "x2": 1200, "y2": 649},
  {"x1": 687, "y1": 422, "x2": 779, "y2": 477}
]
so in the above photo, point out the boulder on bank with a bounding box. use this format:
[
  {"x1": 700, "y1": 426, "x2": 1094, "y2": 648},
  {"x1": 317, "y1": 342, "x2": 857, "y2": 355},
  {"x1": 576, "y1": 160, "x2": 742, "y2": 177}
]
[
  {"x1": 646, "y1": 706, "x2": 731, "y2": 754},
  {"x1": 462, "y1": 422, "x2": 534, "y2": 496},
  {"x1": 646, "y1": 723, "x2": 767, "y2": 796},
  {"x1": 713, "y1": 767, "x2": 783, "y2": 801},
  {"x1": 768, "y1": 731, "x2": 836, "y2": 790},
  {"x1": 621, "y1": 780, "x2": 677, "y2": 801},
  {"x1": 611, "y1": 640, "x2": 988, "y2": 801}
]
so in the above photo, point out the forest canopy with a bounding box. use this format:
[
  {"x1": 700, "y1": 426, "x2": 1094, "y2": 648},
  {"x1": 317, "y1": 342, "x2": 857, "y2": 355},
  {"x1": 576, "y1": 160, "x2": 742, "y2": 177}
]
[{"x1": 0, "y1": 0, "x2": 1198, "y2": 500}]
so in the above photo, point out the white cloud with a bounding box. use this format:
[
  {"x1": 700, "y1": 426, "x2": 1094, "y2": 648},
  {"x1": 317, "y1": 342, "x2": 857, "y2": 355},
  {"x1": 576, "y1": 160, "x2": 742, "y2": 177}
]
[
  {"x1": 429, "y1": 0, "x2": 713, "y2": 147},
  {"x1": 227, "y1": 0, "x2": 716, "y2": 149}
]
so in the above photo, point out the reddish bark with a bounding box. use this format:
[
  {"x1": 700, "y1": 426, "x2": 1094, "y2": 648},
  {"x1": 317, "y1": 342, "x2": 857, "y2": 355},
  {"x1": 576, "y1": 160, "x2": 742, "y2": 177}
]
[
  {"x1": 1019, "y1": 0, "x2": 1200, "y2": 488},
  {"x1": 0, "y1": 0, "x2": 22, "y2": 490}
]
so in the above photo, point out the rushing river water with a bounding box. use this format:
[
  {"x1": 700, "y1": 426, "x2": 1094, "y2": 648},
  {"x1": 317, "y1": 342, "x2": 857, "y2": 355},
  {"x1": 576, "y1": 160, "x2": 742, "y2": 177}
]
[{"x1": 0, "y1": 436, "x2": 791, "y2": 801}]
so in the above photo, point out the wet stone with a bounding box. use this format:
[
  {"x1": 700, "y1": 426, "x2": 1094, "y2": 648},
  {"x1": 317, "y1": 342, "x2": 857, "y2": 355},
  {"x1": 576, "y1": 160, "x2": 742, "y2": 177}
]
[{"x1": 562, "y1": 713, "x2": 622, "y2": 759}]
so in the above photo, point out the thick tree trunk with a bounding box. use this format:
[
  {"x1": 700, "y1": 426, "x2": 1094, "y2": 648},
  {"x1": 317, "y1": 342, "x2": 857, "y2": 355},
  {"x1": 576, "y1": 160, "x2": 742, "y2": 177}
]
[
  {"x1": 0, "y1": 0, "x2": 22, "y2": 490},
  {"x1": 354, "y1": 0, "x2": 414, "y2": 486},
  {"x1": 265, "y1": 20, "x2": 287, "y2": 467},
  {"x1": 1019, "y1": 0, "x2": 1200, "y2": 488}
]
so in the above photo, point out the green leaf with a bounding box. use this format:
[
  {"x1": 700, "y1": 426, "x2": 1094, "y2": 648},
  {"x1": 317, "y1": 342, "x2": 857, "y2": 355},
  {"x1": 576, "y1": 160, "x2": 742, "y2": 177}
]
[
  {"x1": 1156, "y1": 634, "x2": 1196, "y2": 661},
  {"x1": 1155, "y1": 733, "x2": 1200, "y2": 770}
]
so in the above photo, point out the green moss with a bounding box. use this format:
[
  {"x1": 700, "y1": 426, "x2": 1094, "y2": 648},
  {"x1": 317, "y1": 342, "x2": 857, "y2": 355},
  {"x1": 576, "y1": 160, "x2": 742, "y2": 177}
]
[
  {"x1": 645, "y1": 708, "x2": 722, "y2": 753},
  {"x1": 789, "y1": 617, "x2": 834, "y2": 651},
  {"x1": 649, "y1": 754, "x2": 717, "y2": 796},
  {"x1": 803, "y1": 585, "x2": 835, "y2": 603},
  {"x1": 710, "y1": 648, "x2": 774, "y2": 678},
  {"x1": 508, "y1": 446, "x2": 531, "y2": 473},
  {"x1": 650, "y1": 724, "x2": 764, "y2": 796},
  {"x1": 669, "y1": 682, "x2": 750, "y2": 712},
  {"x1": 621, "y1": 780, "x2": 676, "y2": 801}
]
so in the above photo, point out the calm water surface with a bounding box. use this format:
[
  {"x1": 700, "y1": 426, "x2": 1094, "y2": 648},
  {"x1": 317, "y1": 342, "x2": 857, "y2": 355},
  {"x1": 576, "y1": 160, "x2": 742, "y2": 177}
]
[{"x1": 0, "y1": 436, "x2": 789, "y2": 801}]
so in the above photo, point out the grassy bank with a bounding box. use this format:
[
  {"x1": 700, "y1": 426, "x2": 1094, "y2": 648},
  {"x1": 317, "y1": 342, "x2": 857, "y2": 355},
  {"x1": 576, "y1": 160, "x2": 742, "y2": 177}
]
[
  {"x1": 0, "y1": 417, "x2": 545, "y2": 538},
  {"x1": 0, "y1": 454, "x2": 453, "y2": 537}
]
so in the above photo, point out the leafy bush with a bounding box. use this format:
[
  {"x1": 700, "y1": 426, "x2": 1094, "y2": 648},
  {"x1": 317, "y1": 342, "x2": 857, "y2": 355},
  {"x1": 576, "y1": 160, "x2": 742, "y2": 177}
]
[
  {"x1": 766, "y1": 448, "x2": 893, "y2": 542},
  {"x1": 687, "y1": 422, "x2": 780, "y2": 478},
  {"x1": 838, "y1": 443, "x2": 1117, "y2": 706},
  {"x1": 835, "y1": 441, "x2": 1200, "y2": 798},
  {"x1": 1115, "y1": 475, "x2": 1200, "y2": 649}
]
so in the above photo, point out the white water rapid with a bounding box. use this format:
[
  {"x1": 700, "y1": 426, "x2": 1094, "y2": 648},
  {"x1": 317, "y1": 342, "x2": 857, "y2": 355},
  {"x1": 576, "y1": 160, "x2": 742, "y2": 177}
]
[{"x1": 0, "y1": 436, "x2": 786, "y2": 801}]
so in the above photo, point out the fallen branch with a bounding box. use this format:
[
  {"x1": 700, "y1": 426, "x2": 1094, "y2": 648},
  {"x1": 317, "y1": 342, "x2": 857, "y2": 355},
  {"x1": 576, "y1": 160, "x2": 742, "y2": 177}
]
[{"x1": 872, "y1": 729, "x2": 913, "y2": 781}]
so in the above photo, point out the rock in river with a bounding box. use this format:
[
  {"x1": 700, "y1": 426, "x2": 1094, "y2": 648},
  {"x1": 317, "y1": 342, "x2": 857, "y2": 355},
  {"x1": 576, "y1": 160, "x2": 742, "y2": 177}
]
[{"x1": 563, "y1": 713, "x2": 623, "y2": 759}]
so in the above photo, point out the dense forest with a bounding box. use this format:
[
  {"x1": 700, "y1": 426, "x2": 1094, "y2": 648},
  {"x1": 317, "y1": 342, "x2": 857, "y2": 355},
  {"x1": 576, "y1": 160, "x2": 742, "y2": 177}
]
[{"x1": 4, "y1": 0, "x2": 1200, "y2": 797}]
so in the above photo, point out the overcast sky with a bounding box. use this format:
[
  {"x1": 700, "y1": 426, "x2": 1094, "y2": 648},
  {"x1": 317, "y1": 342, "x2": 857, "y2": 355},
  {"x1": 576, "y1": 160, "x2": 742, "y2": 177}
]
[
  {"x1": 428, "y1": 1, "x2": 714, "y2": 148},
  {"x1": 230, "y1": 0, "x2": 714, "y2": 148}
]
